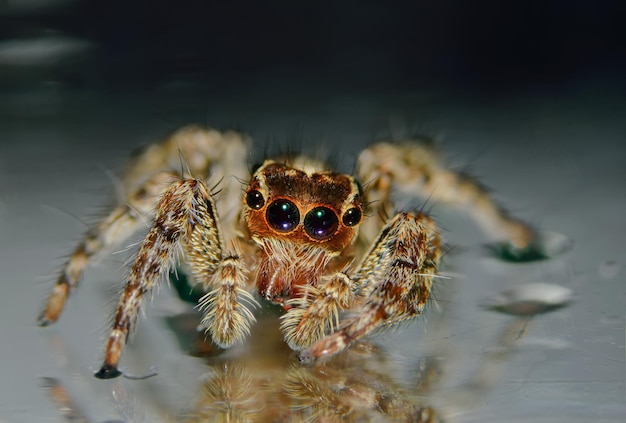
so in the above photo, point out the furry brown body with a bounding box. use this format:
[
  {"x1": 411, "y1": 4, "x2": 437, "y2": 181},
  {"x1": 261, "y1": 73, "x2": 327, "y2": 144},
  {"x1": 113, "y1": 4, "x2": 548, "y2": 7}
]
[{"x1": 37, "y1": 126, "x2": 535, "y2": 380}]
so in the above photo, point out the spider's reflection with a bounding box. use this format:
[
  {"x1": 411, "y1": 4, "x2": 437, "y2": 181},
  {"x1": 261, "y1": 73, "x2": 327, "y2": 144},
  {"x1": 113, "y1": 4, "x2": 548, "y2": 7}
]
[
  {"x1": 43, "y1": 281, "x2": 572, "y2": 423},
  {"x1": 168, "y1": 307, "x2": 440, "y2": 423}
]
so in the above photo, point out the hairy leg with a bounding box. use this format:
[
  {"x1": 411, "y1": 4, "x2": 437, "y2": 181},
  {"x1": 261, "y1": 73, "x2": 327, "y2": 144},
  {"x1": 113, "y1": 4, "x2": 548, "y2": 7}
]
[
  {"x1": 122, "y1": 126, "x2": 249, "y2": 240},
  {"x1": 38, "y1": 171, "x2": 177, "y2": 326},
  {"x1": 38, "y1": 126, "x2": 249, "y2": 325},
  {"x1": 357, "y1": 141, "x2": 535, "y2": 256},
  {"x1": 300, "y1": 212, "x2": 441, "y2": 360},
  {"x1": 96, "y1": 177, "x2": 255, "y2": 378}
]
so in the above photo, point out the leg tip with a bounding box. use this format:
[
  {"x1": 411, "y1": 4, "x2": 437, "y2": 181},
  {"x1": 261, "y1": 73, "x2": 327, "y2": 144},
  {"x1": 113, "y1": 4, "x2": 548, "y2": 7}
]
[
  {"x1": 94, "y1": 364, "x2": 122, "y2": 379},
  {"x1": 37, "y1": 313, "x2": 55, "y2": 327},
  {"x1": 299, "y1": 332, "x2": 347, "y2": 363}
]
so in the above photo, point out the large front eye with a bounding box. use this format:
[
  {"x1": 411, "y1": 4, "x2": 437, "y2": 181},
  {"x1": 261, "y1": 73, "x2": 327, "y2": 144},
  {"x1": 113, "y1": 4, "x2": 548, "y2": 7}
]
[
  {"x1": 266, "y1": 199, "x2": 300, "y2": 232},
  {"x1": 304, "y1": 207, "x2": 339, "y2": 240}
]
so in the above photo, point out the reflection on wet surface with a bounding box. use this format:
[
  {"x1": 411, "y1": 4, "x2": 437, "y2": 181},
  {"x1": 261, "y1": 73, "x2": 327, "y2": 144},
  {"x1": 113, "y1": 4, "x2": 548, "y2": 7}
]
[
  {"x1": 484, "y1": 231, "x2": 573, "y2": 263},
  {"x1": 43, "y1": 279, "x2": 574, "y2": 422},
  {"x1": 179, "y1": 311, "x2": 439, "y2": 422}
]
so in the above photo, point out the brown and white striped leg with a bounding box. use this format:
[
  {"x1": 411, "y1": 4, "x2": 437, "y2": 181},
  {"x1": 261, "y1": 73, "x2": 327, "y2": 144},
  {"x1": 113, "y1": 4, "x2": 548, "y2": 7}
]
[
  {"x1": 121, "y1": 126, "x2": 250, "y2": 241},
  {"x1": 357, "y1": 141, "x2": 535, "y2": 254},
  {"x1": 96, "y1": 177, "x2": 255, "y2": 378},
  {"x1": 96, "y1": 178, "x2": 219, "y2": 378},
  {"x1": 37, "y1": 171, "x2": 178, "y2": 326},
  {"x1": 301, "y1": 212, "x2": 441, "y2": 360}
]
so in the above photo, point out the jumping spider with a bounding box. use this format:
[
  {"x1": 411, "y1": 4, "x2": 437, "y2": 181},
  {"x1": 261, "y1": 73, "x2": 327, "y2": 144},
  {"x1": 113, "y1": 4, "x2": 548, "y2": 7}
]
[{"x1": 37, "y1": 126, "x2": 536, "y2": 379}]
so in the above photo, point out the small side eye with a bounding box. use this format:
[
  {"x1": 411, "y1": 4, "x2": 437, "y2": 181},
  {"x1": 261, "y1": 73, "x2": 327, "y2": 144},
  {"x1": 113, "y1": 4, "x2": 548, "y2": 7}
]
[
  {"x1": 342, "y1": 207, "x2": 362, "y2": 226},
  {"x1": 246, "y1": 190, "x2": 265, "y2": 210}
]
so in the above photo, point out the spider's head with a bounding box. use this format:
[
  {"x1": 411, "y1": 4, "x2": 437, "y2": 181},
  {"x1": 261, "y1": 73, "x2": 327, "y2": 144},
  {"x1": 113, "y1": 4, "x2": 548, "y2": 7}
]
[{"x1": 243, "y1": 160, "x2": 363, "y2": 254}]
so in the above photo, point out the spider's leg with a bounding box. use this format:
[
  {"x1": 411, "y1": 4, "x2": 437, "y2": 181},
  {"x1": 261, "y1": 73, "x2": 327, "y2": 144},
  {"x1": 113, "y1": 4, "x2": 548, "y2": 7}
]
[
  {"x1": 280, "y1": 272, "x2": 356, "y2": 350},
  {"x1": 96, "y1": 177, "x2": 255, "y2": 378},
  {"x1": 37, "y1": 171, "x2": 178, "y2": 326},
  {"x1": 123, "y1": 126, "x2": 249, "y2": 186},
  {"x1": 301, "y1": 212, "x2": 441, "y2": 360},
  {"x1": 123, "y1": 126, "x2": 252, "y2": 332},
  {"x1": 38, "y1": 126, "x2": 249, "y2": 326},
  {"x1": 357, "y1": 141, "x2": 535, "y2": 255},
  {"x1": 95, "y1": 178, "x2": 215, "y2": 378},
  {"x1": 122, "y1": 125, "x2": 249, "y2": 238}
]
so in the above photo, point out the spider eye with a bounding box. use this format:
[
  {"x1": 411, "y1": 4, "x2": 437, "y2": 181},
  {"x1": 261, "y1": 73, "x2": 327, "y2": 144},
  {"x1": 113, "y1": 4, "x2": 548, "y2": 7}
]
[
  {"x1": 342, "y1": 207, "x2": 362, "y2": 226},
  {"x1": 246, "y1": 190, "x2": 265, "y2": 210},
  {"x1": 266, "y1": 199, "x2": 300, "y2": 232},
  {"x1": 304, "y1": 207, "x2": 339, "y2": 240}
]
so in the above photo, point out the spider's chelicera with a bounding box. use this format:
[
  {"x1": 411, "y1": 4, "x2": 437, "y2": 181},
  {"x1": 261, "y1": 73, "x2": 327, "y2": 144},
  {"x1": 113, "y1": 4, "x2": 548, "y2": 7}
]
[{"x1": 36, "y1": 126, "x2": 536, "y2": 380}]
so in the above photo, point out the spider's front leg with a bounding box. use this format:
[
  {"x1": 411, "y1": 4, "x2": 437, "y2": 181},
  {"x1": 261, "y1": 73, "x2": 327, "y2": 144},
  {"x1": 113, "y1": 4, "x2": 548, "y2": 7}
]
[
  {"x1": 38, "y1": 126, "x2": 249, "y2": 326},
  {"x1": 96, "y1": 178, "x2": 255, "y2": 379},
  {"x1": 301, "y1": 212, "x2": 441, "y2": 360}
]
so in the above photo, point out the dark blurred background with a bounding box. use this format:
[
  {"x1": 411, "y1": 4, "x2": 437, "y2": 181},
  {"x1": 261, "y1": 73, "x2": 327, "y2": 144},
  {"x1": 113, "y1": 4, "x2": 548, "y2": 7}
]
[{"x1": 1, "y1": 0, "x2": 624, "y2": 99}]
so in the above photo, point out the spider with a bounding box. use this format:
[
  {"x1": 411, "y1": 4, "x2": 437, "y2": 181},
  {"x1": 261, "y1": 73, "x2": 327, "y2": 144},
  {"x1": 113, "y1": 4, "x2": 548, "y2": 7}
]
[{"x1": 37, "y1": 125, "x2": 536, "y2": 380}]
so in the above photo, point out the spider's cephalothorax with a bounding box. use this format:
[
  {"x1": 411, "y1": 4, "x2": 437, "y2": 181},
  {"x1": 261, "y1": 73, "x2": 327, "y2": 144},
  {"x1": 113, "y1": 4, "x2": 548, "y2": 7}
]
[
  {"x1": 36, "y1": 126, "x2": 537, "y2": 379},
  {"x1": 244, "y1": 161, "x2": 363, "y2": 305}
]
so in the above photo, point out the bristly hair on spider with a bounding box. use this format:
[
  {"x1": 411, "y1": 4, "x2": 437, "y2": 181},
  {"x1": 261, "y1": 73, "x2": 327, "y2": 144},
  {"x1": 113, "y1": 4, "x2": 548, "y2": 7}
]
[{"x1": 37, "y1": 125, "x2": 542, "y2": 380}]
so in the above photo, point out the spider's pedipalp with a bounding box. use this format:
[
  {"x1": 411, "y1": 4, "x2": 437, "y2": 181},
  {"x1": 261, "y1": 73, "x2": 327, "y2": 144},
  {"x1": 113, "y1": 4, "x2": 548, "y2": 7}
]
[
  {"x1": 197, "y1": 251, "x2": 259, "y2": 348},
  {"x1": 301, "y1": 212, "x2": 441, "y2": 360},
  {"x1": 281, "y1": 271, "x2": 356, "y2": 350}
]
